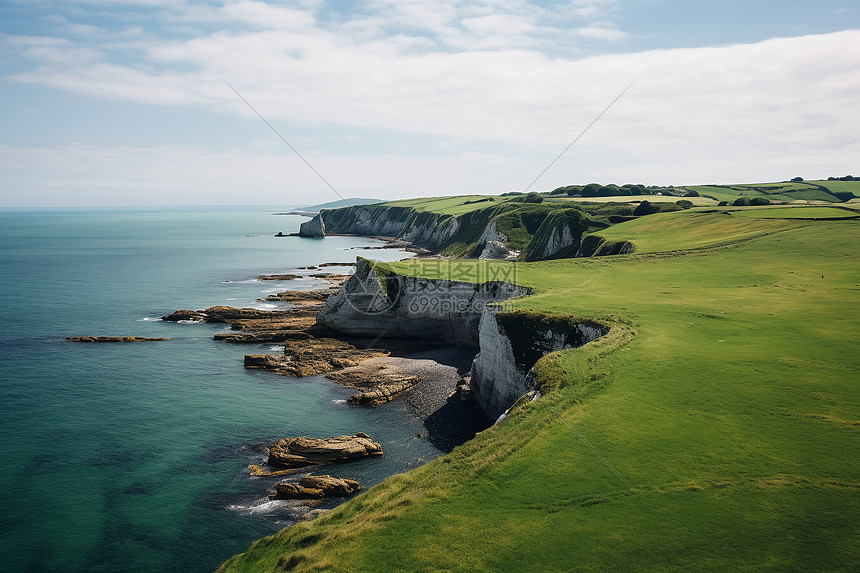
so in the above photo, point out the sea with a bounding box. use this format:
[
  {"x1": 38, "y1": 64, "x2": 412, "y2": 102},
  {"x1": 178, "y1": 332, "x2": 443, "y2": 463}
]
[{"x1": 0, "y1": 207, "x2": 441, "y2": 572}]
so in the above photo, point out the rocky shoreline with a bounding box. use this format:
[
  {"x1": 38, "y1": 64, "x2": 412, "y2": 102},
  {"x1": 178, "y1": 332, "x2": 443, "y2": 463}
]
[
  {"x1": 161, "y1": 259, "x2": 492, "y2": 506},
  {"x1": 161, "y1": 270, "x2": 484, "y2": 421}
]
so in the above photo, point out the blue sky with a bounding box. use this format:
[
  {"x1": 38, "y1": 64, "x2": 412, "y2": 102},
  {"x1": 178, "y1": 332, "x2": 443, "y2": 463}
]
[{"x1": 1, "y1": 0, "x2": 858, "y2": 206}]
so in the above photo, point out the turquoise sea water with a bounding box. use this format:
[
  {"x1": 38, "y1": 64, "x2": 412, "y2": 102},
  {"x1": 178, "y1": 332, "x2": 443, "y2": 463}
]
[{"x1": 0, "y1": 208, "x2": 439, "y2": 572}]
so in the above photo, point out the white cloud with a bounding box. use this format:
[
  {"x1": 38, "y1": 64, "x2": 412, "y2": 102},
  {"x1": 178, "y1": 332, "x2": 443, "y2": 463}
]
[
  {"x1": 2, "y1": 2, "x2": 859, "y2": 205},
  {"x1": 572, "y1": 25, "x2": 627, "y2": 41}
]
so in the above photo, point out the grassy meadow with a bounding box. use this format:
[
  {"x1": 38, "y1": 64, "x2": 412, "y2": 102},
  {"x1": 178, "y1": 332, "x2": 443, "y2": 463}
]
[
  {"x1": 220, "y1": 211, "x2": 858, "y2": 572},
  {"x1": 679, "y1": 180, "x2": 860, "y2": 204}
]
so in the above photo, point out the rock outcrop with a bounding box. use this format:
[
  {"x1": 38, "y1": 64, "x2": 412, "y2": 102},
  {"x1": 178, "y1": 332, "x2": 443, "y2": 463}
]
[
  {"x1": 327, "y1": 360, "x2": 423, "y2": 406},
  {"x1": 298, "y1": 214, "x2": 326, "y2": 237},
  {"x1": 160, "y1": 310, "x2": 208, "y2": 322},
  {"x1": 344, "y1": 381, "x2": 419, "y2": 406},
  {"x1": 257, "y1": 274, "x2": 301, "y2": 281},
  {"x1": 270, "y1": 475, "x2": 360, "y2": 500},
  {"x1": 66, "y1": 336, "x2": 170, "y2": 343},
  {"x1": 479, "y1": 240, "x2": 518, "y2": 260},
  {"x1": 317, "y1": 258, "x2": 531, "y2": 347},
  {"x1": 262, "y1": 289, "x2": 335, "y2": 305},
  {"x1": 162, "y1": 304, "x2": 321, "y2": 332},
  {"x1": 214, "y1": 331, "x2": 312, "y2": 343},
  {"x1": 245, "y1": 338, "x2": 389, "y2": 377},
  {"x1": 267, "y1": 433, "x2": 383, "y2": 469}
]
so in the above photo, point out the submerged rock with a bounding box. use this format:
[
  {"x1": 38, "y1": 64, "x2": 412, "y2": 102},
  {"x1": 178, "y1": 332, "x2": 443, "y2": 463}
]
[
  {"x1": 267, "y1": 433, "x2": 383, "y2": 469},
  {"x1": 256, "y1": 274, "x2": 301, "y2": 281},
  {"x1": 214, "y1": 331, "x2": 311, "y2": 343},
  {"x1": 66, "y1": 336, "x2": 170, "y2": 343},
  {"x1": 160, "y1": 310, "x2": 207, "y2": 322},
  {"x1": 248, "y1": 464, "x2": 299, "y2": 478},
  {"x1": 271, "y1": 475, "x2": 360, "y2": 500}
]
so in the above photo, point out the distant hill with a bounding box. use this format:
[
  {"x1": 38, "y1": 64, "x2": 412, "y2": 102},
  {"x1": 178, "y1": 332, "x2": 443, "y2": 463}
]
[{"x1": 299, "y1": 198, "x2": 384, "y2": 212}]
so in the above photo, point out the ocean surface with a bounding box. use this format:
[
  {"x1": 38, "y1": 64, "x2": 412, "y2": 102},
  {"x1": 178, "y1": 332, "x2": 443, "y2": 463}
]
[{"x1": 0, "y1": 208, "x2": 440, "y2": 572}]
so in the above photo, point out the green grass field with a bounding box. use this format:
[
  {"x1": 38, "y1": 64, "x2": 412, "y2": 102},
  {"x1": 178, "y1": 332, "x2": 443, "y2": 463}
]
[
  {"x1": 382, "y1": 195, "x2": 511, "y2": 216},
  {"x1": 220, "y1": 211, "x2": 859, "y2": 573},
  {"x1": 680, "y1": 180, "x2": 860, "y2": 204},
  {"x1": 575, "y1": 209, "x2": 813, "y2": 253},
  {"x1": 730, "y1": 206, "x2": 859, "y2": 219}
]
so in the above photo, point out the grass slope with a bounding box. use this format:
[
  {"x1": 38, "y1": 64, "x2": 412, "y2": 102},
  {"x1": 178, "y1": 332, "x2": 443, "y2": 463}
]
[
  {"x1": 381, "y1": 196, "x2": 510, "y2": 216},
  {"x1": 682, "y1": 181, "x2": 860, "y2": 204},
  {"x1": 220, "y1": 214, "x2": 859, "y2": 573},
  {"x1": 730, "y1": 206, "x2": 860, "y2": 219}
]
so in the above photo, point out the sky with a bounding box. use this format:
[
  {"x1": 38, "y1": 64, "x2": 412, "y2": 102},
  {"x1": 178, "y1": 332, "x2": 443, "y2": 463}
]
[{"x1": 1, "y1": 0, "x2": 858, "y2": 207}]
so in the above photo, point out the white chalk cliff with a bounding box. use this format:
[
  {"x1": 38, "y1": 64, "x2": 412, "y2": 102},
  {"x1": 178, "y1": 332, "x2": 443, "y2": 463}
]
[{"x1": 318, "y1": 258, "x2": 607, "y2": 418}]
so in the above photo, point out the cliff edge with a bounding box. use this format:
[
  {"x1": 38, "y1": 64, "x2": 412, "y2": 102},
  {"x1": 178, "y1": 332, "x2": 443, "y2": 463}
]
[{"x1": 317, "y1": 258, "x2": 607, "y2": 418}]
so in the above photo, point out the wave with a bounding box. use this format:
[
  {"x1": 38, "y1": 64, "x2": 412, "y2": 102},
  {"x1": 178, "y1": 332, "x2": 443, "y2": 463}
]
[
  {"x1": 227, "y1": 499, "x2": 289, "y2": 514},
  {"x1": 137, "y1": 317, "x2": 161, "y2": 322},
  {"x1": 331, "y1": 399, "x2": 347, "y2": 405},
  {"x1": 246, "y1": 302, "x2": 286, "y2": 311}
]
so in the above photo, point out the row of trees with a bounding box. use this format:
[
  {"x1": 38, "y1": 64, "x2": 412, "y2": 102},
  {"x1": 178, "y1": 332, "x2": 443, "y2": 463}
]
[
  {"x1": 550, "y1": 183, "x2": 653, "y2": 197},
  {"x1": 717, "y1": 197, "x2": 771, "y2": 206}
]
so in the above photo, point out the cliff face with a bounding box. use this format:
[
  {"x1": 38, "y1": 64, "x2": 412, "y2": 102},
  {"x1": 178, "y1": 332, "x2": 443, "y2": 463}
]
[
  {"x1": 524, "y1": 208, "x2": 592, "y2": 261},
  {"x1": 316, "y1": 206, "x2": 450, "y2": 247},
  {"x1": 298, "y1": 214, "x2": 326, "y2": 237},
  {"x1": 470, "y1": 311, "x2": 607, "y2": 419},
  {"x1": 313, "y1": 203, "x2": 618, "y2": 261},
  {"x1": 318, "y1": 259, "x2": 607, "y2": 418},
  {"x1": 317, "y1": 258, "x2": 530, "y2": 347}
]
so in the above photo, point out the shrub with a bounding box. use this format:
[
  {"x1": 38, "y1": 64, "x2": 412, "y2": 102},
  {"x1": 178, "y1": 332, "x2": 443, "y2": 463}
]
[
  {"x1": 510, "y1": 192, "x2": 545, "y2": 204},
  {"x1": 791, "y1": 176, "x2": 804, "y2": 182},
  {"x1": 633, "y1": 200, "x2": 660, "y2": 216},
  {"x1": 599, "y1": 184, "x2": 621, "y2": 196},
  {"x1": 718, "y1": 201, "x2": 728, "y2": 206},
  {"x1": 833, "y1": 191, "x2": 856, "y2": 202},
  {"x1": 675, "y1": 200, "x2": 694, "y2": 209},
  {"x1": 580, "y1": 183, "x2": 602, "y2": 197},
  {"x1": 732, "y1": 197, "x2": 751, "y2": 206},
  {"x1": 684, "y1": 189, "x2": 700, "y2": 197},
  {"x1": 548, "y1": 185, "x2": 584, "y2": 196},
  {"x1": 749, "y1": 197, "x2": 771, "y2": 206},
  {"x1": 592, "y1": 204, "x2": 635, "y2": 217},
  {"x1": 622, "y1": 184, "x2": 648, "y2": 195}
]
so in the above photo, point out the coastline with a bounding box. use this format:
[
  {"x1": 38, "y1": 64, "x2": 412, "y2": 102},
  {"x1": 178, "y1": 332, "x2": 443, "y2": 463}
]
[
  {"x1": 332, "y1": 346, "x2": 490, "y2": 452},
  {"x1": 162, "y1": 234, "x2": 492, "y2": 517}
]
